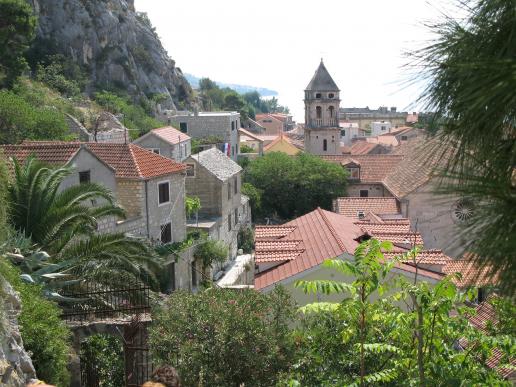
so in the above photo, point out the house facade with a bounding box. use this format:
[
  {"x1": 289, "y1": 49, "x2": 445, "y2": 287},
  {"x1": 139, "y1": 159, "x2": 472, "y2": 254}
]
[
  {"x1": 165, "y1": 111, "x2": 241, "y2": 160},
  {"x1": 254, "y1": 114, "x2": 284, "y2": 135},
  {"x1": 133, "y1": 126, "x2": 192, "y2": 162},
  {"x1": 184, "y1": 148, "x2": 251, "y2": 266}
]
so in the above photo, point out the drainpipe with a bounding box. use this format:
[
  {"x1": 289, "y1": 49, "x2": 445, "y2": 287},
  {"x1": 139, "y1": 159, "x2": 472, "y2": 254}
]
[{"x1": 144, "y1": 180, "x2": 150, "y2": 238}]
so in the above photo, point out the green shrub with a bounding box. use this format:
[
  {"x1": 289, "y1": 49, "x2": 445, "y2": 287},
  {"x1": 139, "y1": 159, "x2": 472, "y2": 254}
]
[
  {"x1": 237, "y1": 226, "x2": 254, "y2": 253},
  {"x1": 150, "y1": 287, "x2": 295, "y2": 387},
  {"x1": 240, "y1": 144, "x2": 255, "y2": 153},
  {"x1": 193, "y1": 238, "x2": 228, "y2": 268},
  {"x1": 80, "y1": 334, "x2": 124, "y2": 387},
  {"x1": 0, "y1": 258, "x2": 71, "y2": 386}
]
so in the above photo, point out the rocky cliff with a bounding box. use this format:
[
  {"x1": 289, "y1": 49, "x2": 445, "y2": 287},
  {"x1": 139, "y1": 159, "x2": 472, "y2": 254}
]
[
  {"x1": 0, "y1": 278, "x2": 36, "y2": 386},
  {"x1": 29, "y1": 0, "x2": 193, "y2": 109}
]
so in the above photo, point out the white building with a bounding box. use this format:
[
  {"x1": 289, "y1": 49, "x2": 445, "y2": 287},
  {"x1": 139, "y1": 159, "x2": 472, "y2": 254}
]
[{"x1": 371, "y1": 121, "x2": 392, "y2": 136}]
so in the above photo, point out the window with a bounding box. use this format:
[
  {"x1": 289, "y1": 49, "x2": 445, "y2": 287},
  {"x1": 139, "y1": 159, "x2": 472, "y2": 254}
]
[
  {"x1": 323, "y1": 139, "x2": 327, "y2": 151},
  {"x1": 360, "y1": 190, "x2": 369, "y2": 198},
  {"x1": 357, "y1": 211, "x2": 365, "y2": 220},
  {"x1": 186, "y1": 163, "x2": 195, "y2": 177},
  {"x1": 347, "y1": 167, "x2": 360, "y2": 179},
  {"x1": 381, "y1": 126, "x2": 386, "y2": 131},
  {"x1": 401, "y1": 135, "x2": 408, "y2": 141},
  {"x1": 328, "y1": 93, "x2": 334, "y2": 98},
  {"x1": 150, "y1": 148, "x2": 160, "y2": 155},
  {"x1": 79, "y1": 170, "x2": 90, "y2": 184},
  {"x1": 160, "y1": 222, "x2": 172, "y2": 244},
  {"x1": 234, "y1": 176, "x2": 238, "y2": 194},
  {"x1": 228, "y1": 214, "x2": 232, "y2": 231},
  {"x1": 158, "y1": 182, "x2": 170, "y2": 205},
  {"x1": 228, "y1": 181, "x2": 231, "y2": 200},
  {"x1": 316, "y1": 106, "x2": 322, "y2": 119},
  {"x1": 329, "y1": 106, "x2": 335, "y2": 118},
  {"x1": 231, "y1": 121, "x2": 235, "y2": 131},
  {"x1": 179, "y1": 122, "x2": 188, "y2": 133},
  {"x1": 341, "y1": 129, "x2": 346, "y2": 137},
  {"x1": 234, "y1": 208, "x2": 238, "y2": 226},
  {"x1": 231, "y1": 145, "x2": 234, "y2": 156},
  {"x1": 315, "y1": 93, "x2": 321, "y2": 98}
]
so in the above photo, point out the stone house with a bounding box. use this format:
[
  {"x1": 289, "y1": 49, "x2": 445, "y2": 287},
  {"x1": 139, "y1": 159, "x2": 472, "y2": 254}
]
[
  {"x1": 322, "y1": 154, "x2": 403, "y2": 197},
  {"x1": 184, "y1": 148, "x2": 251, "y2": 269},
  {"x1": 1, "y1": 141, "x2": 194, "y2": 290},
  {"x1": 65, "y1": 112, "x2": 130, "y2": 143},
  {"x1": 243, "y1": 117, "x2": 266, "y2": 134},
  {"x1": 254, "y1": 113, "x2": 284, "y2": 135},
  {"x1": 133, "y1": 126, "x2": 191, "y2": 162},
  {"x1": 164, "y1": 111, "x2": 241, "y2": 161},
  {"x1": 339, "y1": 121, "x2": 366, "y2": 146}
]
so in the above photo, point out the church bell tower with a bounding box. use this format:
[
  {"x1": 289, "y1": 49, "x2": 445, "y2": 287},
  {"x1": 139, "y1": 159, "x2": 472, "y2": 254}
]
[{"x1": 304, "y1": 59, "x2": 341, "y2": 155}]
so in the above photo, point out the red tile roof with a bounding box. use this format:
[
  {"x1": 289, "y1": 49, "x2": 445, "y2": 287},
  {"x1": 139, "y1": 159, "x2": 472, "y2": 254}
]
[
  {"x1": 334, "y1": 197, "x2": 400, "y2": 218},
  {"x1": 462, "y1": 299, "x2": 515, "y2": 379},
  {"x1": 254, "y1": 208, "x2": 364, "y2": 290},
  {"x1": 370, "y1": 232, "x2": 424, "y2": 245},
  {"x1": 150, "y1": 126, "x2": 190, "y2": 144},
  {"x1": 322, "y1": 154, "x2": 404, "y2": 183},
  {"x1": 358, "y1": 222, "x2": 411, "y2": 234},
  {"x1": 384, "y1": 249, "x2": 452, "y2": 265},
  {"x1": 443, "y1": 259, "x2": 499, "y2": 288},
  {"x1": 255, "y1": 240, "x2": 303, "y2": 250},
  {"x1": 238, "y1": 128, "x2": 263, "y2": 142},
  {"x1": 351, "y1": 141, "x2": 380, "y2": 155},
  {"x1": 255, "y1": 250, "x2": 305, "y2": 263},
  {"x1": 1, "y1": 142, "x2": 186, "y2": 179}
]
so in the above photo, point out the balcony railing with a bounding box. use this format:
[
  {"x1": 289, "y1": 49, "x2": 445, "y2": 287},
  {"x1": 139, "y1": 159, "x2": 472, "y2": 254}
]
[{"x1": 310, "y1": 118, "x2": 338, "y2": 127}]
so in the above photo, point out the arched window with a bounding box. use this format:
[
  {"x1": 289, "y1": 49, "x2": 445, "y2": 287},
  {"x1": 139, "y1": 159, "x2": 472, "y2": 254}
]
[
  {"x1": 329, "y1": 106, "x2": 334, "y2": 118},
  {"x1": 316, "y1": 106, "x2": 322, "y2": 119},
  {"x1": 328, "y1": 93, "x2": 334, "y2": 98},
  {"x1": 323, "y1": 139, "x2": 328, "y2": 151}
]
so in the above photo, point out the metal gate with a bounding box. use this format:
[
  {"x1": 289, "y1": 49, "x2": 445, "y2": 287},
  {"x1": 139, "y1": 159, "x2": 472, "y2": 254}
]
[{"x1": 124, "y1": 316, "x2": 153, "y2": 386}]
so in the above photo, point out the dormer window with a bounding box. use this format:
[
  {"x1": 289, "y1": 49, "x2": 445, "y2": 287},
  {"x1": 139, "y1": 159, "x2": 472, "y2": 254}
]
[
  {"x1": 357, "y1": 211, "x2": 365, "y2": 220},
  {"x1": 315, "y1": 93, "x2": 321, "y2": 98},
  {"x1": 328, "y1": 93, "x2": 334, "y2": 99},
  {"x1": 347, "y1": 167, "x2": 360, "y2": 180}
]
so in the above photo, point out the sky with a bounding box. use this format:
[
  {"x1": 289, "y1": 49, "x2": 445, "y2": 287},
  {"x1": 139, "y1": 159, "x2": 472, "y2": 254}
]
[{"x1": 135, "y1": 0, "x2": 459, "y2": 121}]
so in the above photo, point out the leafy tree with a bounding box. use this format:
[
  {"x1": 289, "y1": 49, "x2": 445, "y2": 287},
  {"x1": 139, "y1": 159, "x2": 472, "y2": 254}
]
[
  {"x1": 185, "y1": 195, "x2": 201, "y2": 219},
  {"x1": 193, "y1": 238, "x2": 228, "y2": 269},
  {"x1": 237, "y1": 226, "x2": 254, "y2": 254},
  {"x1": 414, "y1": 0, "x2": 516, "y2": 294},
  {"x1": 80, "y1": 334, "x2": 124, "y2": 387},
  {"x1": 0, "y1": 89, "x2": 69, "y2": 143},
  {"x1": 244, "y1": 152, "x2": 347, "y2": 220},
  {"x1": 287, "y1": 240, "x2": 512, "y2": 386},
  {"x1": 0, "y1": 0, "x2": 36, "y2": 88},
  {"x1": 36, "y1": 60, "x2": 81, "y2": 97},
  {"x1": 239, "y1": 144, "x2": 255, "y2": 153},
  {"x1": 149, "y1": 287, "x2": 295, "y2": 387},
  {"x1": 241, "y1": 182, "x2": 262, "y2": 220}
]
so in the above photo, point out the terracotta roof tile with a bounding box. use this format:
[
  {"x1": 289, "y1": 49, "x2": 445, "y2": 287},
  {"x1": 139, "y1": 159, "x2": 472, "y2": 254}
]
[
  {"x1": 151, "y1": 126, "x2": 190, "y2": 144},
  {"x1": 255, "y1": 250, "x2": 305, "y2": 263},
  {"x1": 351, "y1": 141, "x2": 380, "y2": 155},
  {"x1": 255, "y1": 226, "x2": 297, "y2": 239},
  {"x1": 384, "y1": 249, "x2": 453, "y2": 265},
  {"x1": 254, "y1": 208, "x2": 364, "y2": 290},
  {"x1": 1, "y1": 142, "x2": 186, "y2": 179},
  {"x1": 322, "y1": 154, "x2": 404, "y2": 183},
  {"x1": 443, "y1": 259, "x2": 499, "y2": 288},
  {"x1": 334, "y1": 197, "x2": 400, "y2": 218},
  {"x1": 358, "y1": 222, "x2": 411, "y2": 234},
  {"x1": 238, "y1": 128, "x2": 263, "y2": 142},
  {"x1": 255, "y1": 240, "x2": 303, "y2": 250},
  {"x1": 371, "y1": 232, "x2": 424, "y2": 245}
]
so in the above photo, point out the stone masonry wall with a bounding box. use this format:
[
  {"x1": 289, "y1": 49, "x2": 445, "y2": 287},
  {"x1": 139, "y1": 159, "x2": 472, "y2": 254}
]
[{"x1": 117, "y1": 179, "x2": 144, "y2": 219}]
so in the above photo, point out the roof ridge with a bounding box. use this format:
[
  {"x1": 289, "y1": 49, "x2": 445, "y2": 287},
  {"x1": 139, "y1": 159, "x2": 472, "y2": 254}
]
[
  {"x1": 317, "y1": 207, "x2": 347, "y2": 251},
  {"x1": 128, "y1": 144, "x2": 143, "y2": 178}
]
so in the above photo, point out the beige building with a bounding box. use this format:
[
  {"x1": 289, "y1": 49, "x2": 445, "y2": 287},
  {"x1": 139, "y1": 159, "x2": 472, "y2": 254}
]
[
  {"x1": 304, "y1": 60, "x2": 341, "y2": 155},
  {"x1": 254, "y1": 113, "x2": 284, "y2": 135},
  {"x1": 340, "y1": 106, "x2": 408, "y2": 131},
  {"x1": 184, "y1": 148, "x2": 251, "y2": 279},
  {"x1": 133, "y1": 126, "x2": 191, "y2": 162}
]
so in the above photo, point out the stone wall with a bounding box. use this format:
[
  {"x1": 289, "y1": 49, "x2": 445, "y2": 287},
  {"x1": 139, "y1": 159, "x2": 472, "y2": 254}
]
[
  {"x1": 185, "y1": 161, "x2": 222, "y2": 217},
  {"x1": 347, "y1": 183, "x2": 394, "y2": 198},
  {"x1": 0, "y1": 278, "x2": 36, "y2": 386},
  {"x1": 305, "y1": 128, "x2": 340, "y2": 155},
  {"x1": 117, "y1": 179, "x2": 144, "y2": 219}
]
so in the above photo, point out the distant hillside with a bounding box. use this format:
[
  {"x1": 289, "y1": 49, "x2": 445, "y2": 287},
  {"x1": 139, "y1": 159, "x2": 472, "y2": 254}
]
[{"x1": 185, "y1": 73, "x2": 278, "y2": 97}]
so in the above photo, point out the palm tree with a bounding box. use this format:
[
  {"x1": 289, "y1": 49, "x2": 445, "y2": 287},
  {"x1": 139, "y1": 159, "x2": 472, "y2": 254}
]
[
  {"x1": 8, "y1": 156, "x2": 124, "y2": 253},
  {"x1": 6, "y1": 156, "x2": 161, "y2": 289},
  {"x1": 411, "y1": 0, "x2": 516, "y2": 294}
]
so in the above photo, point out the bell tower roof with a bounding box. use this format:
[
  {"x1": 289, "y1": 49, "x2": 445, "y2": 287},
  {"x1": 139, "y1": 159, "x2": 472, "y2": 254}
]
[{"x1": 305, "y1": 59, "x2": 339, "y2": 91}]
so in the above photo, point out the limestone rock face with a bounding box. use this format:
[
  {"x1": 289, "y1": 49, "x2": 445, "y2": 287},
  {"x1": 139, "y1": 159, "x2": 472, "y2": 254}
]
[
  {"x1": 30, "y1": 0, "x2": 193, "y2": 109},
  {"x1": 0, "y1": 278, "x2": 36, "y2": 386}
]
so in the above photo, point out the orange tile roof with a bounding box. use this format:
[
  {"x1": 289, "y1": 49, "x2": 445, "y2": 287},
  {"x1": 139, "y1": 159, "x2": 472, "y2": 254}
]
[
  {"x1": 1, "y1": 142, "x2": 186, "y2": 179},
  {"x1": 322, "y1": 154, "x2": 404, "y2": 183},
  {"x1": 255, "y1": 226, "x2": 297, "y2": 239},
  {"x1": 255, "y1": 208, "x2": 364, "y2": 290},
  {"x1": 255, "y1": 240, "x2": 303, "y2": 250},
  {"x1": 238, "y1": 128, "x2": 263, "y2": 142},
  {"x1": 255, "y1": 250, "x2": 305, "y2": 263},
  {"x1": 150, "y1": 126, "x2": 191, "y2": 144},
  {"x1": 443, "y1": 259, "x2": 499, "y2": 288},
  {"x1": 334, "y1": 197, "x2": 400, "y2": 218},
  {"x1": 384, "y1": 249, "x2": 453, "y2": 265},
  {"x1": 462, "y1": 299, "x2": 515, "y2": 379},
  {"x1": 351, "y1": 141, "x2": 380, "y2": 155},
  {"x1": 370, "y1": 232, "x2": 424, "y2": 245},
  {"x1": 357, "y1": 222, "x2": 411, "y2": 234}
]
